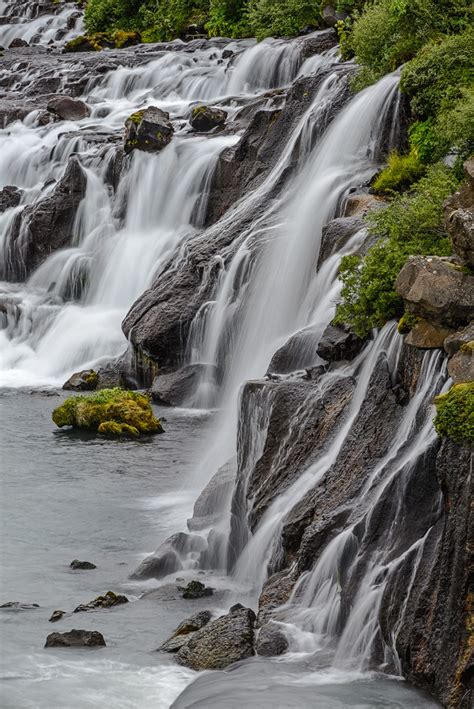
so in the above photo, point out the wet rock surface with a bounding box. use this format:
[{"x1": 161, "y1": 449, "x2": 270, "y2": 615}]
[
  {"x1": 176, "y1": 605, "x2": 256, "y2": 670},
  {"x1": 188, "y1": 459, "x2": 236, "y2": 531},
  {"x1": 189, "y1": 104, "x2": 227, "y2": 132},
  {"x1": 158, "y1": 610, "x2": 212, "y2": 653},
  {"x1": 73, "y1": 591, "x2": 128, "y2": 613},
  {"x1": 181, "y1": 580, "x2": 214, "y2": 599},
  {"x1": 70, "y1": 559, "x2": 97, "y2": 570},
  {"x1": 256, "y1": 622, "x2": 289, "y2": 656},
  {"x1": 317, "y1": 323, "x2": 365, "y2": 362},
  {"x1": 124, "y1": 106, "x2": 174, "y2": 154},
  {"x1": 49, "y1": 610, "x2": 66, "y2": 622},
  {"x1": 63, "y1": 371, "x2": 98, "y2": 392},
  {"x1": 150, "y1": 364, "x2": 217, "y2": 406},
  {"x1": 47, "y1": 95, "x2": 90, "y2": 121},
  {"x1": 45, "y1": 629, "x2": 106, "y2": 648},
  {"x1": 0, "y1": 186, "x2": 22, "y2": 213}
]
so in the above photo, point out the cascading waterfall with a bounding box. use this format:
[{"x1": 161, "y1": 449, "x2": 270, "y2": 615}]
[{"x1": 0, "y1": 0, "x2": 83, "y2": 47}]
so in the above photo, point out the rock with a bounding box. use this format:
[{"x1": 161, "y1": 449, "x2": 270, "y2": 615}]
[
  {"x1": 63, "y1": 371, "x2": 98, "y2": 392},
  {"x1": 70, "y1": 559, "x2": 97, "y2": 570},
  {"x1": 256, "y1": 622, "x2": 289, "y2": 656},
  {"x1": 150, "y1": 364, "x2": 217, "y2": 406},
  {"x1": 444, "y1": 157, "x2": 474, "y2": 268},
  {"x1": 343, "y1": 192, "x2": 385, "y2": 217},
  {"x1": 395, "y1": 256, "x2": 474, "y2": 328},
  {"x1": 189, "y1": 105, "x2": 227, "y2": 132},
  {"x1": 0, "y1": 185, "x2": 22, "y2": 213},
  {"x1": 124, "y1": 107, "x2": 173, "y2": 154},
  {"x1": 45, "y1": 629, "x2": 106, "y2": 648},
  {"x1": 47, "y1": 95, "x2": 90, "y2": 121},
  {"x1": 267, "y1": 325, "x2": 321, "y2": 374},
  {"x1": 405, "y1": 319, "x2": 455, "y2": 349},
  {"x1": 182, "y1": 580, "x2": 214, "y2": 600},
  {"x1": 318, "y1": 216, "x2": 366, "y2": 268},
  {"x1": 296, "y1": 28, "x2": 338, "y2": 59},
  {"x1": 320, "y1": 4, "x2": 346, "y2": 28},
  {"x1": 447, "y1": 348, "x2": 474, "y2": 384},
  {"x1": 258, "y1": 570, "x2": 297, "y2": 625},
  {"x1": 49, "y1": 610, "x2": 66, "y2": 622},
  {"x1": 9, "y1": 37, "x2": 28, "y2": 48},
  {"x1": 73, "y1": 591, "x2": 128, "y2": 613},
  {"x1": 131, "y1": 532, "x2": 206, "y2": 580},
  {"x1": 317, "y1": 323, "x2": 365, "y2": 362},
  {"x1": 0, "y1": 602, "x2": 39, "y2": 610},
  {"x1": 176, "y1": 606, "x2": 255, "y2": 670},
  {"x1": 444, "y1": 322, "x2": 474, "y2": 356},
  {"x1": 158, "y1": 610, "x2": 212, "y2": 652},
  {"x1": 188, "y1": 459, "x2": 236, "y2": 531},
  {"x1": 3, "y1": 157, "x2": 87, "y2": 280}
]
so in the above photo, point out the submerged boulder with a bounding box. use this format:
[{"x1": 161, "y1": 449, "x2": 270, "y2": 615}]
[
  {"x1": 70, "y1": 559, "x2": 96, "y2": 570},
  {"x1": 181, "y1": 580, "x2": 214, "y2": 600},
  {"x1": 47, "y1": 95, "x2": 90, "y2": 121},
  {"x1": 45, "y1": 629, "x2": 106, "y2": 648},
  {"x1": 176, "y1": 605, "x2": 256, "y2": 670},
  {"x1": 49, "y1": 610, "x2": 66, "y2": 623},
  {"x1": 124, "y1": 107, "x2": 174, "y2": 154},
  {"x1": 52, "y1": 388, "x2": 163, "y2": 437},
  {"x1": 63, "y1": 370, "x2": 98, "y2": 392},
  {"x1": 73, "y1": 591, "x2": 128, "y2": 613},
  {"x1": 189, "y1": 105, "x2": 227, "y2": 132}
]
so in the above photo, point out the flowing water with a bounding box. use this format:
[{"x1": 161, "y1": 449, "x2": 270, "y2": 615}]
[{"x1": 1, "y1": 5, "x2": 445, "y2": 707}]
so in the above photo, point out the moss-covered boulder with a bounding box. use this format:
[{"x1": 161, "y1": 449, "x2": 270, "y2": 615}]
[
  {"x1": 64, "y1": 30, "x2": 141, "y2": 53},
  {"x1": 63, "y1": 369, "x2": 98, "y2": 391},
  {"x1": 52, "y1": 388, "x2": 164, "y2": 437},
  {"x1": 124, "y1": 106, "x2": 174, "y2": 154},
  {"x1": 434, "y1": 382, "x2": 474, "y2": 445},
  {"x1": 189, "y1": 105, "x2": 227, "y2": 132}
]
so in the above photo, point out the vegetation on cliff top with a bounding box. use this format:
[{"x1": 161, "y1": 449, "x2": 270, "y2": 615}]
[{"x1": 52, "y1": 388, "x2": 163, "y2": 437}]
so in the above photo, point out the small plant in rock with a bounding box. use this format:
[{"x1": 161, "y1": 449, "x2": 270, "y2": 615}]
[
  {"x1": 52, "y1": 388, "x2": 163, "y2": 437},
  {"x1": 373, "y1": 150, "x2": 425, "y2": 195},
  {"x1": 434, "y1": 383, "x2": 474, "y2": 445}
]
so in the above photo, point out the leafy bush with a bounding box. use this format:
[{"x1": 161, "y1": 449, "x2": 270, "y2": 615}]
[
  {"x1": 335, "y1": 164, "x2": 458, "y2": 337},
  {"x1": 434, "y1": 382, "x2": 474, "y2": 444},
  {"x1": 373, "y1": 149, "x2": 425, "y2": 194},
  {"x1": 52, "y1": 388, "x2": 163, "y2": 437},
  {"x1": 246, "y1": 0, "x2": 320, "y2": 40}
]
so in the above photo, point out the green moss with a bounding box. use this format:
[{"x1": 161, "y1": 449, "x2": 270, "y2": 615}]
[
  {"x1": 434, "y1": 383, "x2": 474, "y2": 445},
  {"x1": 52, "y1": 388, "x2": 163, "y2": 437},
  {"x1": 64, "y1": 30, "x2": 140, "y2": 53},
  {"x1": 128, "y1": 111, "x2": 144, "y2": 125},
  {"x1": 192, "y1": 105, "x2": 207, "y2": 117},
  {"x1": 397, "y1": 311, "x2": 420, "y2": 334},
  {"x1": 85, "y1": 370, "x2": 99, "y2": 387},
  {"x1": 460, "y1": 341, "x2": 474, "y2": 353},
  {"x1": 373, "y1": 150, "x2": 426, "y2": 195}
]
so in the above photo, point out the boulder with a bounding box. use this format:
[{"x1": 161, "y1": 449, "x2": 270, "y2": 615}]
[
  {"x1": 73, "y1": 591, "x2": 128, "y2": 613},
  {"x1": 49, "y1": 610, "x2": 66, "y2": 622},
  {"x1": 130, "y1": 532, "x2": 206, "y2": 580},
  {"x1": 150, "y1": 364, "x2": 217, "y2": 406},
  {"x1": 395, "y1": 256, "x2": 474, "y2": 327},
  {"x1": 447, "y1": 348, "x2": 474, "y2": 385},
  {"x1": 0, "y1": 185, "x2": 22, "y2": 213},
  {"x1": 45, "y1": 629, "x2": 106, "y2": 648},
  {"x1": 63, "y1": 370, "x2": 98, "y2": 392},
  {"x1": 405, "y1": 319, "x2": 455, "y2": 349},
  {"x1": 256, "y1": 622, "x2": 289, "y2": 656},
  {"x1": 296, "y1": 28, "x2": 338, "y2": 59},
  {"x1": 318, "y1": 216, "x2": 366, "y2": 268},
  {"x1": 0, "y1": 602, "x2": 40, "y2": 610},
  {"x1": 158, "y1": 610, "x2": 212, "y2": 653},
  {"x1": 189, "y1": 105, "x2": 227, "y2": 132},
  {"x1": 47, "y1": 95, "x2": 90, "y2": 121},
  {"x1": 317, "y1": 323, "x2": 365, "y2": 362},
  {"x1": 4, "y1": 157, "x2": 87, "y2": 280},
  {"x1": 267, "y1": 325, "x2": 321, "y2": 374},
  {"x1": 176, "y1": 605, "x2": 256, "y2": 670},
  {"x1": 9, "y1": 38, "x2": 28, "y2": 48},
  {"x1": 188, "y1": 459, "x2": 236, "y2": 531},
  {"x1": 444, "y1": 158, "x2": 474, "y2": 268},
  {"x1": 444, "y1": 322, "x2": 474, "y2": 356},
  {"x1": 182, "y1": 580, "x2": 213, "y2": 600},
  {"x1": 343, "y1": 192, "x2": 385, "y2": 217},
  {"x1": 70, "y1": 559, "x2": 96, "y2": 570},
  {"x1": 124, "y1": 107, "x2": 173, "y2": 154},
  {"x1": 258, "y1": 569, "x2": 297, "y2": 625}
]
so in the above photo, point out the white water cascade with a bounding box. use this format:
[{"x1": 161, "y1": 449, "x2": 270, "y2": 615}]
[{"x1": 0, "y1": 0, "x2": 83, "y2": 48}]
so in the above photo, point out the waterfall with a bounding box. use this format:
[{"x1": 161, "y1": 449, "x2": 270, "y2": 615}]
[{"x1": 0, "y1": 1, "x2": 83, "y2": 47}]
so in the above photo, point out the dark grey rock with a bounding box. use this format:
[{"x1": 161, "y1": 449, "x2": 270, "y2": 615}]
[
  {"x1": 318, "y1": 216, "x2": 365, "y2": 268},
  {"x1": 444, "y1": 322, "x2": 474, "y2": 357},
  {"x1": 158, "y1": 610, "x2": 212, "y2": 653},
  {"x1": 0, "y1": 185, "x2": 22, "y2": 213},
  {"x1": 256, "y1": 622, "x2": 289, "y2": 656},
  {"x1": 73, "y1": 591, "x2": 128, "y2": 613},
  {"x1": 316, "y1": 324, "x2": 365, "y2": 362},
  {"x1": 176, "y1": 606, "x2": 255, "y2": 670},
  {"x1": 70, "y1": 559, "x2": 97, "y2": 570},
  {"x1": 47, "y1": 95, "x2": 90, "y2": 121},
  {"x1": 189, "y1": 104, "x2": 227, "y2": 132},
  {"x1": 0, "y1": 602, "x2": 40, "y2": 610},
  {"x1": 188, "y1": 459, "x2": 236, "y2": 531},
  {"x1": 124, "y1": 106, "x2": 174, "y2": 154},
  {"x1": 150, "y1": 364, "x2": 217, "y2": 406},
  {"x1": 130, "y1": 532, "x2": 206, "y2": 580},
  {"x1": 45, "y1": 629, "x2": 106, "y2": 648},
  {"x1": 182, "y1": 580, "x2": 214, "y2": 600},
  {"x1": 49, "y1": 610, "x2": 66, "y2": 622},
  {"x1": 63, "y1": 371, "x2": 98, "y2": 392}
]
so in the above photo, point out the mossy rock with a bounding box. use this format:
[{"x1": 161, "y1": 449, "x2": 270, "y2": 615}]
[
  {"x1": 434, "y1": 382, "x2": 474, "y2": 445},
  {"x1": 52, "y1": 388, "x2": 163, "y2": 437},
  {"x1": 64, "y1": 30, "x2": 141, "y2": 53}
]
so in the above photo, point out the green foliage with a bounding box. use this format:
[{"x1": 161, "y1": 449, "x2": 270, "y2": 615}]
[
  {"x1": 206, "y1": 0, "x2": 250, "y2": 37},
  {"x1": 246, "y1": 0, "x2": 320, "y2": 40},
  {"x1": 397, "y1": 311, "x2": 420, "y2": 334},
  {"x1": 52, "y1": 388, "x2": 163, "y2": 437},
  {"x1": 335, "y1": 164, "x2": 458, "y2": 337},
  {"x1": 373, "y1": 149, "x2": 425, "y2": 194},
  {"x1": 434, "y1": 382, "x2": 474, "y2": 445}
]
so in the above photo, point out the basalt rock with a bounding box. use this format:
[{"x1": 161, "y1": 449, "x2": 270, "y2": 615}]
[
  {"x1": 45, "y1": 629, "x2": 106, "y2": 648},
  {"x1": 188, "y1": 459, "x2": 236, "y2": 531},
  {"x1": 316, "y1": 323, "x2": 365, "y2": 362},
  {"x1": 0, "y1": 602, "x2": 40, "y2": 610},
  {"x1": 317, "y1": 215, "x2": 366, "y2": 268},
  {"x1": 0, "y1": 186, "x2": 22, "y2": 213},
  {"x1": 47, "y1": 95, "x2": 90, "y2": 121},
  {"x1": 70, "y1": 559, "x2": 97, "y2": 570},
  {"x1": 189, "y1": 104, "x2": 227, "y2": 132},
  {"x1": 444, "y1": 158, "x2": 474, "y2": 268},
  {"x1": 181, "y1": 580, "x2": 214, "y2": 600},
  {"x1": 124, "y1": 107, "x2": 174, "y2": 154},
  {"x1": 447, "y1": 348, "x2": 474, "y2": 384},
  {"x1": 49, "y1": 610, "x2": 66, "y2": 622},
  {"x1": 256, "y1": 622, "x2": 289, "y2": 656},
  {"x1": 150, "y1": 364, "x2": 217, "y2": 407},
  {"x1": 257, "y1": 569, "x2": 298, "y2": 625},
  {"x1": 444, "y1": 322, "x2": 474, "y2": 356},
  {"x1": 73, "y1": 590, "x2": 128, "y2": 613},
  {"x1": 405, "y1": 319, "x2": 455, "y2": 349},
  {"x1": 267, "y1": 325, "x2": 322, "y2": 374},
  {"x1": 176, "y1": 605, "x2": 256, "y2": 670},
  {"x1": 131, "y1": 532, "x2": 207, "y2": 580},
  {"x1": 63, "y1": 370, "x2": 98, "y2": 392},
  {"x1": 158, "y1": 610, "x2": 212, "y2": 653},
  {"x1": 4, "y1": 157, "x2": 87, "y2": 280},
  {"x1": 395, "y1": 256, "x2": 474, "y2": 328}
]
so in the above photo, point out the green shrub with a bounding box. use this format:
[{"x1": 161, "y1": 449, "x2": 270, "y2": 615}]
[
  {"x1": 373, "y1": 149, "x2": 425, "y2": 194},
  {"x1": 246, "y1": 0, "x2": 320, "y2": 40},
  {"x1": 52, "y1": 388, "x2": 163, "y2": 437},
  {"x1": 434, "y1": 382, "x2": 474, "y2": 445},
  {"x1": 335, "y1": 164, "x2": 458, "y2": 337}
]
